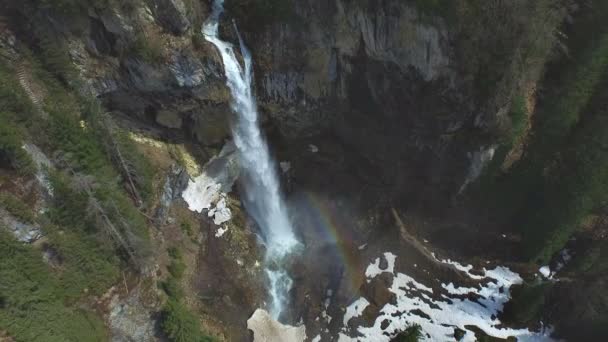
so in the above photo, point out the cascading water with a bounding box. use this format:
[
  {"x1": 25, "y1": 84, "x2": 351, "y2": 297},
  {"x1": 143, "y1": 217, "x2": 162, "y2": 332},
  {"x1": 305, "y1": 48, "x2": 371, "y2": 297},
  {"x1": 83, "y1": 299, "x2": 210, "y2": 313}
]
[{"x1": 202, "y1": 0, "x2": 299, "y2": 318}]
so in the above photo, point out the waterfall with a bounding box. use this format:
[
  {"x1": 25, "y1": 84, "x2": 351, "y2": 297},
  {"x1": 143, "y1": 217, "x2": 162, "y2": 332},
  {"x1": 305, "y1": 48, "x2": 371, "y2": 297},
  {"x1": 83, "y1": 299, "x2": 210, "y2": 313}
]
[{"x1": 202, "y1": 0, "x2": 299, "y2": 318}]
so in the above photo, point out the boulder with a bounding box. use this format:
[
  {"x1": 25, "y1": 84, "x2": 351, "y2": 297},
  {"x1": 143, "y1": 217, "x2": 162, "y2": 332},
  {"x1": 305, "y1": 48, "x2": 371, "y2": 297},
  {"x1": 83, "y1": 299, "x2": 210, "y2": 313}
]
[{"x1": 150, "y1": 0, "x2": 191, "y2": 35}]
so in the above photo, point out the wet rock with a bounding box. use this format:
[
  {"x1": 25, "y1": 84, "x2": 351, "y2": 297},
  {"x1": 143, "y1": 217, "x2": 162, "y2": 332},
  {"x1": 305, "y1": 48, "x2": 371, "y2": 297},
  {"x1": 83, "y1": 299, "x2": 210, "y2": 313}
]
[
  {"x1": 123, "y1": 58, "x2": 173, "y2": 93},
  {"x1": 169, "y1": 52, "x2": 206, "y2": 88},
  {"x1": 191, "y1": 105, "x2": 231, "y2": 146},
  {"x1": 155, "y1": 164, "x2": 190, "y2": 224}
]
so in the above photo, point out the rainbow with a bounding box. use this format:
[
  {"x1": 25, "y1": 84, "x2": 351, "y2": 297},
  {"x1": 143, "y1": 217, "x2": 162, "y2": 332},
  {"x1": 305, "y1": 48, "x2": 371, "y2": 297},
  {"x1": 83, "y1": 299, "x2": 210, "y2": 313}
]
[{"x1": 297, "y1": 192, "x2": 364, "y2": 292}]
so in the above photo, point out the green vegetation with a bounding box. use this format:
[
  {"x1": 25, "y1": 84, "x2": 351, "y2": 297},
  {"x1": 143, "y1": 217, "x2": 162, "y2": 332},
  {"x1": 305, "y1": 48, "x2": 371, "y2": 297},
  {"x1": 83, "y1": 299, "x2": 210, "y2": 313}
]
[
  {"x1": 132, "y1": 31, "x2": 165, "y2": 64},
  {"x1": 456, "y1": 0, "x2": 562, "y2": 99},
  {"x1": 160, "y1": 246, "x2": 214, "y2": 342},
  {"x1": 0, "y1": 29, "x2": 157, "y2": 339},
  {"x1": 0, "y1": 65, "x2": 37, "y2": 175},
  {"x1": 161, "y1": 300, "x2": 214, "y2": 342},
  {"x1": 115, "y1": 130, "x2": 156, "y2": 204},
  {"x1": 533, "y1": 33, "x2": 608, "y2": 155},
  {"x1": 168, "y1": 246, "x2": 183, "y2": 259},
  {"x1": 472, "y1": 1, "x2": 608, "y2": 263},
  {"x1": 477, "y1": 95, "x2": 528, "y2": 184},
  {"x1": 36, "y1": 30, "x2": 78, "y2": 84},
  {"x1": 161, "y1": 276, "x2": 184, "y2": 299},
  {"x1": 504, "y1": 283, "x2": 551, "y2": 324},
  {"x1": 0, "y1": 118, "x2": 35, "y2": 176},
  {"x1": 0, "y1": 193, "x2": 35, "y2": 223},
  {"x1": 524, "y1": 101, "x2": 608, "y2": 261},
  {"x1": 0, "y1": 231, "x2": 108, "y2": 342},
  {"x1": 168, "y1": 258, "x2": 186, "y2": 279},
  {"x1": 42, "y1": 171, "x2": 121, "y2": 299},
  {"x1": 0, "y1": 65, "x2": 36, "y2": 118},
  {"x1": 181, "y1": 221, "x2": 194, "y2": 238},
  {"x1": 391, "y1": 324, "x2": 423, "y2": 342}
]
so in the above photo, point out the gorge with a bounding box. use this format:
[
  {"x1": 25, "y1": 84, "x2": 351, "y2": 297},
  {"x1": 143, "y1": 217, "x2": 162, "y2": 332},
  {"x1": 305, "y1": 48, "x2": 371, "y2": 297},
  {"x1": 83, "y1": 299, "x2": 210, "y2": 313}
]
[{"x1": 1, "y1": 0, "x2": 608, "y2": 341}]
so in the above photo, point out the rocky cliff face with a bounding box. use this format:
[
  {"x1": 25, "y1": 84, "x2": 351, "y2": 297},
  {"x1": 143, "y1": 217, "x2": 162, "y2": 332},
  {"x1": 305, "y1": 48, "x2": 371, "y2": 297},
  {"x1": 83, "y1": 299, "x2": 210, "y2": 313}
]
[
  {"x1": 225, "y1": 0, "x2": 556, "y2": 212},
  {"x1": 241, "y1": 0, "x2": 467, "y2": 209},
  {"x1": 4, "y1": 0, "x2": 553, "y2": 213},
  {"x1": 3, "y1": 0, "x2": 585, "y2": 338}
]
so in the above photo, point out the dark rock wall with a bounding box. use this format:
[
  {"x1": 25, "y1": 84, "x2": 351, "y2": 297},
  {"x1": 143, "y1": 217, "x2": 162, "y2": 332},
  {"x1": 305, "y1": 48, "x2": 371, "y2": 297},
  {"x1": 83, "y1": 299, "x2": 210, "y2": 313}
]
[{"x1": 1, "y1": 0, "x2": 561, "y2": 209}]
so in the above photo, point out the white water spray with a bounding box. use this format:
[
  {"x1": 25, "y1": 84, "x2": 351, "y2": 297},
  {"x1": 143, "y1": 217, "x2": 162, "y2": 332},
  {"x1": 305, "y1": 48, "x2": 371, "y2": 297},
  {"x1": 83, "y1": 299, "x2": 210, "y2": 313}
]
[{"x1": 203, "y1": 0, "x2": 299, "y2": 318}]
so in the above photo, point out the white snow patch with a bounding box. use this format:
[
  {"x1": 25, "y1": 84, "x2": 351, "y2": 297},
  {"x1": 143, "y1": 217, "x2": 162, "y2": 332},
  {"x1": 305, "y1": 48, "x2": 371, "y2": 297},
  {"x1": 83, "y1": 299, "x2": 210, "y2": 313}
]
[
  {"x1": 343, "y1": 298, "x2": 370, "y2": 326},
  {"x1": 215, "y1": 226, "x2": 228, "y2": 238},
  {"x1": 182, "y1": 173, "x2": 221, "y2": 213},
  {"x1": 434, "y1": 254, "x2": 485, "y2": 280},
  {"x1": 343, "y1": 254, "x2": 554, "y2": 342},
  {"x1": 247, "y1": 309, "x2": 306, "y2": 342},
  {"x1": 208, "y1": 196, "x2": 232, "y2": 225},
  {"x1": 311, "y1": 335, "x2": 321, "y2": 342},
  {"x1": 442, "y1": 282, "x2": 478, "y2": 296},
  {"x1": 183, "y1": 171, "x2": 232, "y2": 225},
  {"x1": 539, "y1": 266, "x2": 551, "y2": 278},
  {"x1": 539, "y1": 249, "x2": 573, "y2": 279},
  {"x1": 365, "y1": 252, "x2": 396, "y2": 280}
]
